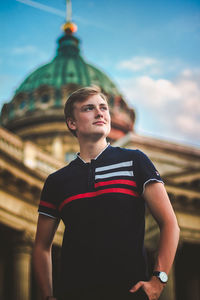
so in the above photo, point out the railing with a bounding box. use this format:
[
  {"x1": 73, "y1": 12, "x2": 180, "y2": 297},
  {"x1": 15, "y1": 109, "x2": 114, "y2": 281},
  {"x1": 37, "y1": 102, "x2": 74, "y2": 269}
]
[
  {"x1": 0, "y1": 127, "x2": 23, "y2": 161},
  {"x1": 0, "y1": 127, "x2": 64, "y2": 175}
]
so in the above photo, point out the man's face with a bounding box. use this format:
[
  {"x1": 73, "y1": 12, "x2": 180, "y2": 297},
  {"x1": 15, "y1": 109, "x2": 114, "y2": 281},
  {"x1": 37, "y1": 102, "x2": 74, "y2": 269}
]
[{"x1": 68, "y1": 94, "x2": 111, "y2": 140}]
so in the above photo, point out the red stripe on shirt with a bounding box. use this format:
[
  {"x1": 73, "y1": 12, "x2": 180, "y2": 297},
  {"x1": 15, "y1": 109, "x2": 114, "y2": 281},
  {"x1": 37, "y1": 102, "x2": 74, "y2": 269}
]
[
  {"x1": 95, "y1": 179, "x2": 137, "y2": 188},
  {"x1": 40, "y1": 200, "x2": 56, "y2": 210},
  {"x1": 59, "y1": 188, "x2": 139, "y2": 211}
]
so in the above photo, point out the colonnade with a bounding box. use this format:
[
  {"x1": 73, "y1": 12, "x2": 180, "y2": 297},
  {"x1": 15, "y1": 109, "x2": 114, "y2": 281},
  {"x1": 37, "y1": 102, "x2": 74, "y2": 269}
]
[
  {"x1": 13, "y1": 234, "x2": 32, "y2": 300},
  {"x1": 0, "y1": 228, "x2": 199, "y2": 300},
  {"x1": 0, "y1": 231, "x2": 37, "y2": 300},
  {"x1": 0, "y1": 229, "x2": 61, "y2": 300}
]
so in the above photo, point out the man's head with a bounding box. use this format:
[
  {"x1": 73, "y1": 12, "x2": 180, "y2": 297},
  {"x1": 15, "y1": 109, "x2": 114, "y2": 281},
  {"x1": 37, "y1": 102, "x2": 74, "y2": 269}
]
[{"x1": 64, "y1": 86, "x2": 110, "y2": 138}]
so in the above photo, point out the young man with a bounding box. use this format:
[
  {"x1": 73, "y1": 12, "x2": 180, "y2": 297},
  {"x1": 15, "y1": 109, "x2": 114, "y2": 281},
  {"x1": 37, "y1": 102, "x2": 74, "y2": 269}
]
[{"x1": 33, "y1": 86, "x2": 180, "y2": 300}]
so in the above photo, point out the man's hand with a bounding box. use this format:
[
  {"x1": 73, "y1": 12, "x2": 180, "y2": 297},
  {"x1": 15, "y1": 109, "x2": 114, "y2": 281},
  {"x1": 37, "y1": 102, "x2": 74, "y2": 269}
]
[{"x1": 129, "y1": 276, "x2": 165, "y2": 300}]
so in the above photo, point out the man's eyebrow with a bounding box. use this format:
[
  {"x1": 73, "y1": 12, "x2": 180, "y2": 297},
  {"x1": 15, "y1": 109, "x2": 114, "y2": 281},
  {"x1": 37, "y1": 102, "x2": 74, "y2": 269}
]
[
  {"x1": 80, "y1": 103, "x2": 108, "y2": 108},
  {"x1": 80, "y1": 104, "x2": 95, "y2": 108}
]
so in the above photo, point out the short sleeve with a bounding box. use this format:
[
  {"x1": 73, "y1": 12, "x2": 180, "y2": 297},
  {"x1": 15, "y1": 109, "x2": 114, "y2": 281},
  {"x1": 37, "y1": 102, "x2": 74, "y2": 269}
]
[
  {"x1": 38, "y1": 174, "x2": 60, "y2": 219},
  {"x1": 134, "y1": 150, "x2": 164, "y2": 195}
]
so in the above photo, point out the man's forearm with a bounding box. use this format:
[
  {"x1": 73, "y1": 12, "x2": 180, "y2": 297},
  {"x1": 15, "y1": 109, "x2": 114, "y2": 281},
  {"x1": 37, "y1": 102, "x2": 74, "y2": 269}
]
[
  {"x1": 144, "y1": 182, "x2": 180, "y2": 275},
  {"x1": 129, "y1": 222, "x2": 180, "y2": 299},
  {"x1": 130, "y1": 183, "x2": 180, "y2": 299},
  {"x1": 33, "y1": 246, "x2": 54, "y2": 300},
  {"x1": 154, "y1": 221, "x2": 180, "y2": 274}
]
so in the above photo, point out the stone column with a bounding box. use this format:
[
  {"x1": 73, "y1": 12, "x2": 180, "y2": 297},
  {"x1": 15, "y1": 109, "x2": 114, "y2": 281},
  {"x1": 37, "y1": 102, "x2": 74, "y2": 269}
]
[
  {"x1": 23, "y1": 141, "x2": 37, "y2": 169},
  {"x1": 13, "y1": 232, "x2": 33, "y2": 300},
  {"x1": 52, "y1": 137, "x2": 63, "y2": 161},
  {"x1": 160, "y1": 264, "x2": 176, "y2": 300}
]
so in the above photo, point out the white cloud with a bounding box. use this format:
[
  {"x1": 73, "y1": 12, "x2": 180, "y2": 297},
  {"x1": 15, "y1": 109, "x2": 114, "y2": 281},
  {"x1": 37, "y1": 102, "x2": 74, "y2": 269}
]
[
  {"x1": 176, "y1": 115, "x2": 200, "y2": 136},
  {"x1": 10, "y1": 45, "x2": 49, "y2": 65},
  {"x1": 116, "y1": 55, "x2": 187, "y2": 78},
  {"x1": 118, "y1": 76, "x2": 180, "y2": 107},
  {"x1": 117, "y1": 56, "x2": 160, "y2": 73},
  {"x1": 11, "y1": 45, "x2": 39, "y2": 55},
  {"x1": 117, "y1": 68, "x2": 200, "y2": 146}
]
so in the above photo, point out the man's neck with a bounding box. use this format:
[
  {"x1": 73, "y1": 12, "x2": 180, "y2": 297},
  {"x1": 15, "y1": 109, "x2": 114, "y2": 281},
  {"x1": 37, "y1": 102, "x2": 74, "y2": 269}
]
[{"x1": 78, "y1": 139, "x2": 108, "y2": 163}]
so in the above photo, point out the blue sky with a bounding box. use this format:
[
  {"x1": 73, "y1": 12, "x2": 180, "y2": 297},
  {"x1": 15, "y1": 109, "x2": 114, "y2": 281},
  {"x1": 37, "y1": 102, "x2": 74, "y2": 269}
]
[{"x1": 1, "y1": 0, "x2": 200, "y2": 147}]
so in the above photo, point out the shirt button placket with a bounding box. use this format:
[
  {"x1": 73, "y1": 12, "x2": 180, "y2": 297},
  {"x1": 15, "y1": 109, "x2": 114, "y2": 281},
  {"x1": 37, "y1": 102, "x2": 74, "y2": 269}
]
[{"x1": 88, "y1": 160, "x2": 95, "y2": 191}]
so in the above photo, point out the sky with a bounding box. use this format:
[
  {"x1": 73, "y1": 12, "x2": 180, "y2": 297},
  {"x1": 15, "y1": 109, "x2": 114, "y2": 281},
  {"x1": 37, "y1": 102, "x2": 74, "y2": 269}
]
[{"x1": 1, "y1": 0, "x2": 200, "y2": 147}]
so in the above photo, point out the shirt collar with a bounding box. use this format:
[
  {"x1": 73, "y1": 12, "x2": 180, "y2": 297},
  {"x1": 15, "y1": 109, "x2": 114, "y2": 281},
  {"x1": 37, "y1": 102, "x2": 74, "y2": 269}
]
[{"x1": 76, "y1": 143, "x2": 110, "y2": 164}]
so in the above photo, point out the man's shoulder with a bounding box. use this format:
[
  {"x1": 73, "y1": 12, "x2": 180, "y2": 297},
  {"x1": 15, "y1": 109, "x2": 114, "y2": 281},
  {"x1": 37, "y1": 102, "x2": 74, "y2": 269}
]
[
  {"x1": 47, "y1": 157, "x2": 79, "y2": 181},
  {"x1": 109, "y1": 146, "x2": 142, "y2": 158}
]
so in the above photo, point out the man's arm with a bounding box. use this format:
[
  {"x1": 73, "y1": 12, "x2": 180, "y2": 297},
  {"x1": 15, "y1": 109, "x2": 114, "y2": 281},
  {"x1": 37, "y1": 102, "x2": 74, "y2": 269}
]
[
  {"x1": 130, "y1": 182, "x2": 180, "y2": 300},
  {"x1": 33, "y1": 214, "x2": 60, "y2": 300}
]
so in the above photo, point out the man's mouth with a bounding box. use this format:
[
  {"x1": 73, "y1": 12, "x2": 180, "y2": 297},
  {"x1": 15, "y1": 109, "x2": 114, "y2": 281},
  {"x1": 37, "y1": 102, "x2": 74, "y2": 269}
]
[{"x1": 93, "y1": 121, "x2": 105, "y2": 125}]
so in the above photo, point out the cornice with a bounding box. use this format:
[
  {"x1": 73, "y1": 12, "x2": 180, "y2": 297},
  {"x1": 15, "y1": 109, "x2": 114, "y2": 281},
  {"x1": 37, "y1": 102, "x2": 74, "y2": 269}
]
[
  {"x1": 0, "y1": 165, "x2": 42, "y2": 205},
  {"x1": 113, "y1": 132, "x2": 200, "y2": 158},
  {"x1": 0, "y1": 189, "x2": 64, "y2": 246}
]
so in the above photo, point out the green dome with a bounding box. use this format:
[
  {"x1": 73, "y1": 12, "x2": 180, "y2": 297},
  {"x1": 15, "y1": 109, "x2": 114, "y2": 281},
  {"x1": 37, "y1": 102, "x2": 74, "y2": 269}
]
[
  {"x1": 0, "y1": 31, "x2": 135, "y2": 143},
  {"x1": 16, "y1": 34, "x2": 120, "y2": 96}
]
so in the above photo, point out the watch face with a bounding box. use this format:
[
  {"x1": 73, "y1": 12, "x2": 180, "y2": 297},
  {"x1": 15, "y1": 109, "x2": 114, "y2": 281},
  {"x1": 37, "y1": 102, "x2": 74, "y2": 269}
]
[{"x1": 160, "y1": 272, "x2": 168, "y2": 283}]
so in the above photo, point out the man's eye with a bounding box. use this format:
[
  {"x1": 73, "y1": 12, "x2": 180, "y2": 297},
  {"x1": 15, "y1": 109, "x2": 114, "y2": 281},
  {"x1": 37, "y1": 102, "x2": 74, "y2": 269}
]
[
  {"x1": 84, "y1": 107, "x2": 93, "y2": 111},
  {"x1": 101, "y1": 106, "x2": 108, "y2": 110}
]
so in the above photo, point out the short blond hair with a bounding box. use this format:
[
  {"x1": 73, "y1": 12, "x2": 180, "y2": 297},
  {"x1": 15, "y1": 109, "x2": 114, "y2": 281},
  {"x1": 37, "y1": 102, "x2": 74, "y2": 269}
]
[{"x1": 64, "y1": 86, "x2": 108, "y2": 136}]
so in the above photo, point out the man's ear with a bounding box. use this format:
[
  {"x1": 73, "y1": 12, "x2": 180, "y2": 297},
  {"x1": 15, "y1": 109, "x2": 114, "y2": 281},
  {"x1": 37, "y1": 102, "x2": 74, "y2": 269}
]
[{"x1": 67, "y1": 118, "x2": 77, "y2": 130}]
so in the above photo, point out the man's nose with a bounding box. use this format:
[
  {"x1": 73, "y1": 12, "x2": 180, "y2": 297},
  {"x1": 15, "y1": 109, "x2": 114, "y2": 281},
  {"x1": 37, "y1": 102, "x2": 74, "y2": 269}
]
[{"x1": 95, "y1": 107, "x2": 103, "y2": 118}]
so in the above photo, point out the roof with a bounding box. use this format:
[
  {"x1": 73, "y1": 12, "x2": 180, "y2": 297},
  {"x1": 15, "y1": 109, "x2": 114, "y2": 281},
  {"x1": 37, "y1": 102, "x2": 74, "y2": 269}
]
[{"x1": 16, "y1": 33, "x2": 120, "y2": 96}]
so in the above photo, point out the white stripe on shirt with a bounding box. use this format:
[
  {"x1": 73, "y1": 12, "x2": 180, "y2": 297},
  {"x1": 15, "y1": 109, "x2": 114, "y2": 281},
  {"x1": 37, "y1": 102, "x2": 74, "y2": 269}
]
[
  {"x1": 95, "y1": 171, "x2": 134, "y2": 180},
  {"x1": 95, "y1": 160, "x2": 133, "y2": 172}
]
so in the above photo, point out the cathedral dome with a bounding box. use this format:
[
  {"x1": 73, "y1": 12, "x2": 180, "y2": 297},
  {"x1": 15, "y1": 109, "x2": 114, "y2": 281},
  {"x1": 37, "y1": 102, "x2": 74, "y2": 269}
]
[
  {"x1": 0, "y1": 28, "x2": 135, "y2": 160},
  {"x1": 15, "y1": 34, "x2": 120, "y2": 97}
]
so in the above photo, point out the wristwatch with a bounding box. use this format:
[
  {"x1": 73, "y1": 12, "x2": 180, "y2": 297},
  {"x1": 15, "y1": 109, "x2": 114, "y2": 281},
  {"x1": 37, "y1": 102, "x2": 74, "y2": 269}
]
[{"x1": 153, "y1": 271, "x2": 168, "y2": 283}]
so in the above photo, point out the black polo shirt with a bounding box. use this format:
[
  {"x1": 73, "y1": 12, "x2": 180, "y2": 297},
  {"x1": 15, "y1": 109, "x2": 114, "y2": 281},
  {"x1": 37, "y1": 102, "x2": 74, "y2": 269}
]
[{"x1": 38, "y1": 145, "x2": 163, "y2": 292}]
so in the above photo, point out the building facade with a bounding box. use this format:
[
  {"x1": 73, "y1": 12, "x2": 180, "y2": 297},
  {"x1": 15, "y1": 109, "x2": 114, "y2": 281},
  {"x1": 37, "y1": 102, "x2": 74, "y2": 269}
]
[{"x1": 0, "y1": 23, "x2": 200, "y2": 300}]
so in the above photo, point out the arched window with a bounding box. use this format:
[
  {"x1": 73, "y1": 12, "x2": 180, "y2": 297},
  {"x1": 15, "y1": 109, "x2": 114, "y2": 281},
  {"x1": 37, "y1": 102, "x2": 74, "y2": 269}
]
[
  {"x1": 41, "y1": 94, "x2": 50, "y2": 103},
  {"x1": 19, "y1": 100, "x2": 26, "y2": 109}
]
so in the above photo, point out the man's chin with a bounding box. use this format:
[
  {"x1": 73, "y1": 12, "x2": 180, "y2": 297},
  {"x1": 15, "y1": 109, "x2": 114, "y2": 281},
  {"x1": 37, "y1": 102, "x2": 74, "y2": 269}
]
[{"x1": 82, "y1": 130, "x2": 109, "y2": 141}]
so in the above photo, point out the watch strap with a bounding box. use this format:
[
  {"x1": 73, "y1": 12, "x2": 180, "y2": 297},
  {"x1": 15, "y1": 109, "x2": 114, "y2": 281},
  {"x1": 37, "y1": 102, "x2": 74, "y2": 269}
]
[{"x1": 153, "y1": 271, "x2": 160, "y2": 276}]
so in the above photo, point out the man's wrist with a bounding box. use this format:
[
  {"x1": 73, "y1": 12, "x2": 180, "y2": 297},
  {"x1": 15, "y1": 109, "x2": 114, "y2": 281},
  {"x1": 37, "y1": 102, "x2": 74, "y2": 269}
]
[{"x1": 152, "y1": 271, "x2": 168, "y2": 284}]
